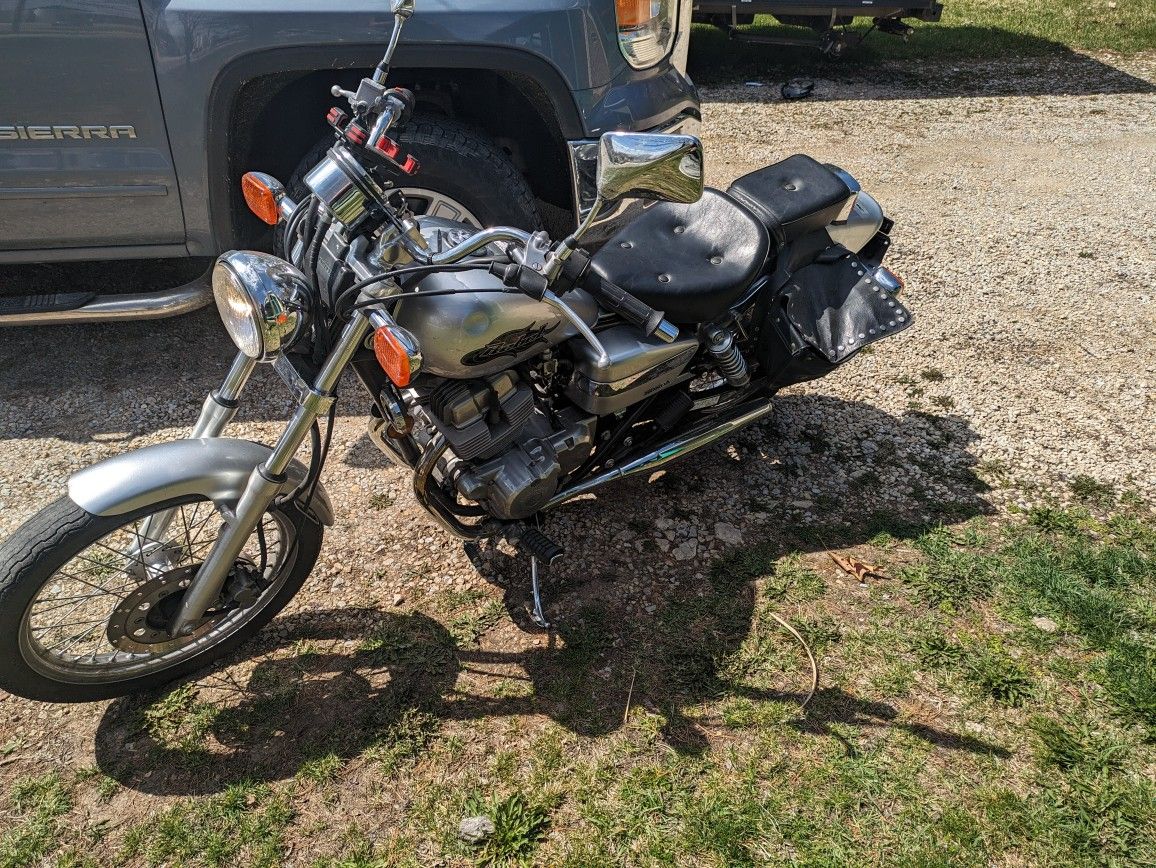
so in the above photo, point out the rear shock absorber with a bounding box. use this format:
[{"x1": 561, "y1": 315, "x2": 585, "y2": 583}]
[{"x1": 704, "y1": 324, "x2": 750, "y2": 388}]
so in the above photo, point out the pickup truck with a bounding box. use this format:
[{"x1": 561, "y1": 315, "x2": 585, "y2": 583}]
[{"x1": 0, "y1": 0, "x2": 700, "y2": 325}]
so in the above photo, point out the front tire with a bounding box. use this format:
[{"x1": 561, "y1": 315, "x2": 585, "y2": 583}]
[{"x1": 0, "y1": 496, "x2": 323, "y2": 702}]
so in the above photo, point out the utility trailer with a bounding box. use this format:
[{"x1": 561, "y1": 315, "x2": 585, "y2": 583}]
[{"x1": 693, "y1": 2, "x2": 944, "y2": 57}]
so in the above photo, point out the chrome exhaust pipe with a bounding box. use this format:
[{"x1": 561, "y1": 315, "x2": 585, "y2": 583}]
[
  {"x1": 545, "y1": 398, "x2": 775, "y2": 510},
  {"x1": 0, "y1": 275, "x2": 211, "y2": 326}
]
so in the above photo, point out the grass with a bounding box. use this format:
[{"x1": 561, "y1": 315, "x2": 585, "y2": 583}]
[
  {"x1": 120, "y1": 782, "x2": 292, "y2": 868},
  {"x1": 3, "y1": 497, "x2": 1155, "y2": 865},
  {"x1": 0, "y1": 773, "x2": 72, "y2": 868},
  {"x1": 688, "y1": 0, "x2": 1156, "y2": 84}
]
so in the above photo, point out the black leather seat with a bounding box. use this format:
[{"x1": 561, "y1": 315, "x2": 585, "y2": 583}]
[
  {"x1": 727, "y1": 154, "x2": 853, "y2": 244},
  {"x1": 588, "y1": 189, "x2": 770, "y2": 324}
]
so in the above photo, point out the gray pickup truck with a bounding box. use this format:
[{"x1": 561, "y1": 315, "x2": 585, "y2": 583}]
[{"x1": 0, "y1": 0, "x2": 699, "y2": 324}]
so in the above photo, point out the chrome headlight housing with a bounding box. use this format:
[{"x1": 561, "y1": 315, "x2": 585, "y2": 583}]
[{"x1": 211, "y1": 251, "x2": 309, "y2": 361}]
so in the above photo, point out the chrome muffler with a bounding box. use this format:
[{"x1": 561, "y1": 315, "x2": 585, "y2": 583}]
[{"x1": 544, "y1": 398, "x2": 774, "y2": 510}]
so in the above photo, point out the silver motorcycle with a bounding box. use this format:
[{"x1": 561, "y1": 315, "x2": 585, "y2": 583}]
[{"x1": 0, "y1": 0, "x2": 911, "y2": 702}]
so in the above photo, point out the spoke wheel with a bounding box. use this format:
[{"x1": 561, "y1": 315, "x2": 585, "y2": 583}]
[{"x1": 0, "y1": 495, "x2": 323, "y2": 702}]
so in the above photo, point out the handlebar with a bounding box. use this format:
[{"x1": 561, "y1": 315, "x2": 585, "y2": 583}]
[{"x1": 579, "y1": 270, "x2": 678, "y2": 343}]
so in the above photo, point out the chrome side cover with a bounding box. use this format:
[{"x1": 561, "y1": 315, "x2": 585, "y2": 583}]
[{"x1": 67, "y1": 438, "x2": 334, "y2": 525}]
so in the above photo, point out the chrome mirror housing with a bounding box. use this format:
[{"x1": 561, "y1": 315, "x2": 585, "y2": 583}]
[{"x1": 595, "y1": 132, "x2": 704, "y2": 205}]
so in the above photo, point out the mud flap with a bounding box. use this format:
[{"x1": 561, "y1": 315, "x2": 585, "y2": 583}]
[{"x1": 756, "y1": 249, "x2": 913, "y2": 389}]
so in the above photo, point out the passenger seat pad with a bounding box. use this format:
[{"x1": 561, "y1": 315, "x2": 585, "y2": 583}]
[
  {"x1": 727, "y1": 154, "x2": 853, "y2": 244},
  {"x1": 589, "y1": 189, "x2": 770, "y2": 324}
]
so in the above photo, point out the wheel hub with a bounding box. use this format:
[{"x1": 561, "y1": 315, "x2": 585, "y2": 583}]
[{"x1": 106, "y1": 565, "x2": 222, "y2": 654}]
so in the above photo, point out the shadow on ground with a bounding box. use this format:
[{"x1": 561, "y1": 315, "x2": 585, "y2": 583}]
[
  {"x1": 689, "y1": 24, "x2": 1155, "y2": 98},
  {"x1": 93, "y1": 394, "x2": 1001, "y2": 796}
]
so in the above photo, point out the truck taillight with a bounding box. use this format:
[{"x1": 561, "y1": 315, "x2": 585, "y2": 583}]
[{"x1": 615, "y1": 0, "x2": 678, "y2": 69}]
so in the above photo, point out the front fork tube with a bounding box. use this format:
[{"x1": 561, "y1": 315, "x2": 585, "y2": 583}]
[
  {"x1": 133, "y1": 353, "x2": 259, "y2": 562},
  {"x1": 169, "y1": 313, "x2": 372, "y2": 637}
]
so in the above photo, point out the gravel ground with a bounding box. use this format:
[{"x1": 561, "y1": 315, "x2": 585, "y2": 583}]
[{"x1": 0, "y1": 51, "x2": 1153, "y2": 859}]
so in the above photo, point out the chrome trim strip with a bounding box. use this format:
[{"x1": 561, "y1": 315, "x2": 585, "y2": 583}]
[{"x1": 0, "y1": 278, "x2": 211, "y2": 326}]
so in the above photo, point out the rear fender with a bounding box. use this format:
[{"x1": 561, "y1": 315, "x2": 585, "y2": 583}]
[{"x1": 66, "y1": 438, "x2": 334, "y2": 526}]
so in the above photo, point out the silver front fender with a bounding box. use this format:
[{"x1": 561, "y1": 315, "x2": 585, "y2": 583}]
[{"x1": 67, "y1": 438, "x2": 335, "y2": 526}]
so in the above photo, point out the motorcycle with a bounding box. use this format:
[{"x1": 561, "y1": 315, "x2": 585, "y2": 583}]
[{"x1": 0, "y1": 0, "x2": 911, "y2": 702}]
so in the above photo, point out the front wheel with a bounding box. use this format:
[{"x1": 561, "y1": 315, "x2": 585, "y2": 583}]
[{"x1": 0, "y1": 495, "x2": 323, "y2": 702}]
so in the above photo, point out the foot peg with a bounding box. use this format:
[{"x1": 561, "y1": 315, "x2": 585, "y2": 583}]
[{"x1": 512, "y1": 527, "x2": 564, "y2": 629}]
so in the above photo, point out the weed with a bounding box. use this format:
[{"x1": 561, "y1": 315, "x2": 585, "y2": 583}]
[
  {"x1": 900, "y1": 526, "x2": 995, "y2": 610},
  {"x1": 1031, "y1": 715, "x2": 1130, "y2": 772},
  {"x1": 1069, "y1": 474, "x2": 1114, "y2": 504},
  {"x1": 1026, "y1": 506, "x2": 1085, "y2": 536},
  {"x1": 367, "y1": 493, "x2": 394, "y2": 510},
  {"x1": 920, "y1": 368, "x2": 946, "y2": 382},
  {"x1": 911, "y1": 631, "x2": 963, "y2": 668},
  {"x1": 965, "y1": 643, "x2": 1033, "y2": 706},
  {"x1": 762, "y1": 553, "x2": 826, "y2": 603},
  {"x1": 1100, "y1": 640, "x2": 1156, "y2": 734},
  {"x1": 930, "y1": 395, "x2": 956, "y2": 410},
  {"x1": 463, "y1": 792, "x2": 553, "y2": 866}
]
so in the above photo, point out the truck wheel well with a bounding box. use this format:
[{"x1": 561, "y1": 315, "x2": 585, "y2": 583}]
[{"x1": 227, "y1": 67, "x2": 575, "y2": 246}]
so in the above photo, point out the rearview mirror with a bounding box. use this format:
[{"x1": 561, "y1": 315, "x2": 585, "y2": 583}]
[{"x1": 595, "y1": 132, "x2": 704, "y2": 205}]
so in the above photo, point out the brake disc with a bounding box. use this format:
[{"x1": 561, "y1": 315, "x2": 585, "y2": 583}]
[{"x1": 106, "y1": 565, "x2": 223, "y2": 654}]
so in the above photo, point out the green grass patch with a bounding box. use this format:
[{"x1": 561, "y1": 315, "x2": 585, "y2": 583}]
[
  {"x1": 121, "y1": 782, "x2": 292, "y2": 868},
  {"x1": 0, "y1": 773, "x2": 72, "y2": 868}
]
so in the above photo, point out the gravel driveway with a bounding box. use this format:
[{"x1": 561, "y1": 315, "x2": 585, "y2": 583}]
[{"x1": 0, "y1": 51, "x2": 1153, "y2": 860}]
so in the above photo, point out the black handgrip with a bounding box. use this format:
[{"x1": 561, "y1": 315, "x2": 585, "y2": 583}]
[{"x1": 582, "y1": 270, "x2": 672, "y2": 341}]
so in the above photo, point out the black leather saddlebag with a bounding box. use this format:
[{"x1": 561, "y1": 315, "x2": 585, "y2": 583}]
[
  {"x1": 728, "y1": 155, "x2": 853, "y2": 245},
  {"x1": 755, "y1": 248, "x2": 913, "y2": 389}
]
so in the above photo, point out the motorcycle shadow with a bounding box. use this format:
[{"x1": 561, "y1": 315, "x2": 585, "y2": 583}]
[{"x1": 95, "y1": 396, "x2": 1004, "y2": 796}]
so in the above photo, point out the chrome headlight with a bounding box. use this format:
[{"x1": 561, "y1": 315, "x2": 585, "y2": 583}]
[
  {"x1": 615, "y1": 0, "x2": 679, "y2": 69},
  {"x1": 211, "y1": 251, "x2": 309, "y2": 361}
]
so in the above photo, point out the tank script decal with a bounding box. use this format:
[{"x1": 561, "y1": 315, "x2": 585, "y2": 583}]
[
  {"x1": 0, "y1": 125, "x2": 138, "y2": 141},
  {"x1": 460, "y1": 322, "x2": 559, "y2": 367}
]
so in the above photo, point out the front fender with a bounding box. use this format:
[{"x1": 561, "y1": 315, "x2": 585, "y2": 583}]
[{"x1": 66, "y1": 438, "x2": 335, "y2": 526}]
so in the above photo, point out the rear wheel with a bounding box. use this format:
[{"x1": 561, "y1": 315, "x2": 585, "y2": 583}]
[
  {"x1": 0, "y1": 496, "x2": 323, "y2": 702},
  {"x1": 286, "y1": 114, "x2": 542, "y2": 231}
]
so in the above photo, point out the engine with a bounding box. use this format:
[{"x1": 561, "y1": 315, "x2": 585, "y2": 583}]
[{"x1": 416, "y1": 372, "x2": 596, "y2": 520}]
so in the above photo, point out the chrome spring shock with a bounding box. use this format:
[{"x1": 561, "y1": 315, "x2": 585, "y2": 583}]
[{"x1": 704, "y1": 324, "x2": 750, "y2": 388}]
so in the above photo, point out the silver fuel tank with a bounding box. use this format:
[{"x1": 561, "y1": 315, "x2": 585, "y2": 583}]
[
  {"x1": 373, "y1": 215, "x2": 598, "y2": 379},
  {"x1": 392, "y1": 266, "x2": 599, "y2": 379}
]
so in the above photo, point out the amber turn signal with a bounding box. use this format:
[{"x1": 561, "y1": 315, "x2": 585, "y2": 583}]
[
  {"x1": 241, "y1": 172, "x2": 281, "y2": 225},
  {"x1": 615, "y1": 0, "x2": 651, "y2": 27},
  {"x1": 373, "y1": 324, "x2": 421, "y2": 387}
]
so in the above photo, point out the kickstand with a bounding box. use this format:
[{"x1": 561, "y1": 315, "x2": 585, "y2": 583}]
[{"x1": 529, "y1": 556, "x2": 550, "y2": 629}]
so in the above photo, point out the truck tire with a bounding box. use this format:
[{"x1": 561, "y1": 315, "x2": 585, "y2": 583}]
[{"x1": 287, "y1": 114, "x2": 542, "y2": 231}]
